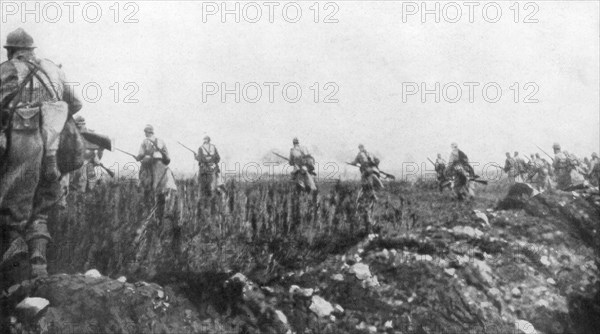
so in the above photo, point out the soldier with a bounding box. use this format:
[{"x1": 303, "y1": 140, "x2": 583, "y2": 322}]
[
  {"x1": 434, "y1": 153, "x2": 448, "y2": 191},
  {"x1": 289, "y1": 137, "x2": 317, "y2": 192},
  {"x1": 71, "y1": 115, "x2": 104, "y2": 192},
  {"x1": 1, "y1": 28, "x2": 82, "y2": 280},
  {"x1": 552, "y1": 143, "x2": 582, "y2": 190},
  {"x1": 514, "y1": 152, "x2": 527, "y2": 182},
  {"x1": 504, "y1": 152, "x2": 517, "y2": 184},
  {"x1": 350, "y1": 144, "x2": 382, "y2": 232},
  {"x1": 531, "y1": 153, "x2": 551, "y2": 191},
  {"x1": 195, "y1": 135, "x2": 224, "y2": 199},
  {"x1": 447, "y1": 143, "x2": 476, "y2": 178},
  {"x1": 135, "y1": 124, "x2": 177, "y2": 218}
]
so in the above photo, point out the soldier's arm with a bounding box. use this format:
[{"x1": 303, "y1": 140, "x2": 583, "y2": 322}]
[
  {"x1": 59, "y1": 68, "x2": 83, "y2": 115},
  {"x1": 135, "y1": 142, "x2": 146, "y2": 161},
  {"x1": 213, "y1": 147, "x2": 221, "y2": 163},
  {"x1": 0, "y1": 62, "x2": 19, "y2": 110}
]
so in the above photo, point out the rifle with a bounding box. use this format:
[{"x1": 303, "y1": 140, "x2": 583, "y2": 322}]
[
  {"x1": 115, "y1": 147, "x2": 138, "y2": 160},
  {"x1": 427, "y1": 157, "x2": 436, "y2": 167},
  {"x1": 272, "y1": 151, "x2": 289, "y2": 162},
  {"x1": 346, "y1": 162, "x2": 396, "y2": 181},
  {"x1": 535, "y1": 145, "x2": 555, "y2": 162},
  {"x1": 177, "y1": 141, "x2": 197, "y2": 156}
]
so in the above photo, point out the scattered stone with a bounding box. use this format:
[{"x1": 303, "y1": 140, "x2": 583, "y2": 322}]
[
  {"x1": 116, "y1": 276, "x2": 127, "y2": 283},
  {"x1": 511, "y1": 287, "x2": 522, "y2": 298},
  {"x1": 331, "y1": 273, "x2": 344, "y2": 281},
  {"x1": 515, "y1": 319, "x2": 537, "y2": 334},
  {"x1": 349, "y1": 263, "x2": 372, "y2": 280},
  {"x1": 362, "y1": 275, "x2": 380, "y2": 288},
  {"x1": 289, "y1": 285, "x2": 314, "y2": 297},
  {"x1": 452, "y1": 226, "x2": 484, "y2": 239},
  {"x1": 444, "y1": 268, "x2": 456, "y2": 276},
  {"x1": 535, "y1": 299, "x2": 550, "y2": 308},
  {"x1": 84, "y1": 269, "x2": 101, "y2": 278},
  {"x1": 274, "y1": 310, "x2": 289, "y2": 326},
  {"x1": 540, "y1": 256, "x2": 551, "y2": 266},
  {"x1": 384, "y1": 320, "x2": 393, "y2": 329},
  {"x1": 333, "y1": 304, "x2": 344, "y2": 314},
  {"x1": 16, "y1": 297, "x2": 49, "y2": 319},
  {"x1": 547, "y1": 278, "x2": 556, "y2": 285},
  {"x1": 156, "y1": 290, "x2": 164, "y2": 299},
  {"x1": 473, "y1": 210, "x2": 490, "y2": 226},
  {"x1": 309, "y1": 295, "x2": 334, "y2": 317}
]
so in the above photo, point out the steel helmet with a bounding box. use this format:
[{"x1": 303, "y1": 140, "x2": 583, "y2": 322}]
[{"x1": 4, "y1": 28, "x2": 35, "y2": 49}]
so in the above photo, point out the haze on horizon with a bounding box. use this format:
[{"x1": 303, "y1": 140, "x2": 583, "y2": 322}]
[{"x1": 1, "y1": 1, "x2": 598, "y2": 180}]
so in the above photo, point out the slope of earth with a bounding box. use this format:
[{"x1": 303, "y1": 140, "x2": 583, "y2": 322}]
[{"x1": 2, "y1": 179, "x2": 598, "y2": 334}]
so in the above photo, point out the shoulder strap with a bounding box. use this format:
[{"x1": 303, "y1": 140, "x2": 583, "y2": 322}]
[
  {"x1": 6, "y1": 66, "x2": 40, "y2": 110},
  {"x1": 25, "y1": 60, "x2": 59, "y2": 100}
]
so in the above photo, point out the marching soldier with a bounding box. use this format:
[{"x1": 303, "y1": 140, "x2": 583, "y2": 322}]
[
  {"x1": 289, "y1": 137, "x2": 317, "y2": 192},
  {"x1": 350, "y1": 144, "x2": 383, "y2": 232},
  {"x1": 135, "y1": 124, "x2": 177, "y2": 218},
  {"x1": 71, "y1": 115, "x2": 104, "y2": 192},
  {"x1": 1, "y1": 28, "x2": 82, "y2": 280},
  {"x1": 514, "y1": 152, "x2": 527, "y2": 182},
  {"x1": 504, "y1": 152, "x2": 517, "y2": 184},
  {"x1": 434, "y1": 153, "x2": 448, "y2": 191},
  {"x1": 196, "y1": 135, "x2": 224, "y2": 198},
  {"x1": 530, "y1": 153, "x2": 551, "y2": 191},
  {"x1": 447, "y1": 143, "x2": 476, "y2": 178},
  {"x1": 552, "y1": 143, "x2": 582, "y2": 190}
]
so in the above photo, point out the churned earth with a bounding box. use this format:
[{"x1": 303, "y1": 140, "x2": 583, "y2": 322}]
[{"x1": 2, "y1": 179, "x2": 598, "y2": 334}]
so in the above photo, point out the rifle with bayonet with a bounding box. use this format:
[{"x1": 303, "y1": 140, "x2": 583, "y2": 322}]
[
  {"x1": 177, "y1": 141, "x2": 197, "y2": 157},
  {"x1": 346, "y1": 162, "x2": 396, "y2": 181},
  {"x1": 535, "y1": 145, "x2": 555, "y2": 162}
]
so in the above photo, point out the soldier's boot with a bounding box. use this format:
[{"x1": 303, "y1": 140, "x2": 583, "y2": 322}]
[
  {"x1": 28, "y1": 238, "x2": 48, "y2": 278},
  {"x1": 43, "y1": 155, "x2": 60, "y2": 182},
  {"x1": 26, "y1": 217, "x2": 52, "y2": 279}
]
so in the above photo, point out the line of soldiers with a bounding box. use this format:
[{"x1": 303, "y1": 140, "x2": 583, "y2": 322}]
[
  {"x1": 1, "y1": 28, "x2": 599, "y2": 286},
  {"x1": 504, "y1": 144, "x2": 599, "y2": 190}
]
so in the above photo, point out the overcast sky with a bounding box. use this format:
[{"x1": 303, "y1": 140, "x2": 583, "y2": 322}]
[{"x1": 1, "y1": 1, "x2": 598, "y2": 179}]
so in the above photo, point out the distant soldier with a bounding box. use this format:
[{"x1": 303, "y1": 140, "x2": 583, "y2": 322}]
[
  {"x1": 531, "y1": 153, "x2": 551, "y2": 191},
  {"x1": 434, "y1": 153, "x2": 448, "y2": 191},
  {"x1": 552, "y1": 143, "x2": 583, "y2": 190},
  {"x1": 1, "y1": 28, "x2": 82, "y2": 279},
  {"x1": 195, "y1": 135, "x2": 223, "y2": 198},
  {"x1": 71, "y1": 115, "x2": 104, "y2": 192},
  {"x1": 514, "y1": 152, "x2": 527, "y2": 182},
  {"x1": 447, "y1": 143, "x2": 476, "y2": 178},
  {"x1": 135, "y1": 125, "x2": 177, "y2": 218},
  {"x1": 350, "y1": 144, "x2": 382, "y2": 231},
  {"x1": 289, "y1": 137, "x2": 316, "y2": 192},
  {"x1": 504, "y1": 152, "x2": 517, "y2": 184}
]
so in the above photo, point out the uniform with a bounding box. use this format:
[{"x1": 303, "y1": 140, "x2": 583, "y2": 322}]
[
  {"x1": 504, "y1": 156, "x2": 517, "y2": 184},
  {"x1": 1, "y1": 29, "x2": 82, "y2": 279},
  {"x1": 71, "y1": 120, "x2": 103, "y2": 192},
  {"x1": 196, "y1": 141, "x2": 223, "y2": 197},
  {"x1": 289, "y1": 143, "x2": 316, "y2": 192}
]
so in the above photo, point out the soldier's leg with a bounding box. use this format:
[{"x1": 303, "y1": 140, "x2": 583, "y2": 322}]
[
  {"x1": 1, "y1": 123, "x2": 44, "y2": 277},
  {"x1": 40, "y1": 105, "x2": 68, "y2": 182},
  {"x1": 29, "y1": 175, "x2": 62, "y2": 278}
]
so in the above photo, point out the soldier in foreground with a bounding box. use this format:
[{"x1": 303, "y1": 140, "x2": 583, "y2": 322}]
[
  {"x1": 135, "y1": 125, "x2": 177, "y2": 219},
  {"x1": 289, "y1": 137, "x2": 317, "y2": 193},
  {"x1": 71, "y1": 115, "x2": 104, "y2": 192},
  {"x1": 552, "y1": 143, "x2": 583, "y2": 190},
  {"x1": 1, "y1": 28, "x2": 82, "y2": 280}
]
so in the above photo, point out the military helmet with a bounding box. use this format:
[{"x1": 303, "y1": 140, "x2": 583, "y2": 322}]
[
  {"x1": 592, "y1": 152, "x2": 598, "y2": 158},
  {"x1": 552, "y1": 142, "x2": 561, "y2": 150},
  {"x1": 144, "y1": 124, "x2": 154, "y2": 133},
  {"x1": 451, "y1": 142, "x2": 458, "y2": 149},
  {"x1": 4, "y1": 28, "x2": 35, "y2": 49},
  {"x1": 203, "y1": 135, "x2": 211, "y2": 142},
  {"x1": 293, "y1": 137, "x2": 299, "y2": 144}
]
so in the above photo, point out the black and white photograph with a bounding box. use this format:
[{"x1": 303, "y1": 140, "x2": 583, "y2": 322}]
[{"x1": 0, "y1": 1, "x2": 599, "y2": 333}]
